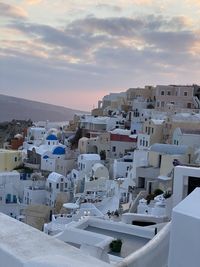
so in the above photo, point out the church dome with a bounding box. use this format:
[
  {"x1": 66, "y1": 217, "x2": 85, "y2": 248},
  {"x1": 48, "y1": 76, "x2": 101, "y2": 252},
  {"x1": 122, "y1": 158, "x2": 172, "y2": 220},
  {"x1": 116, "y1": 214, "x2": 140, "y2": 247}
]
[{"x1": 46, "y1": 134, "x2": 58, "y2": 141}]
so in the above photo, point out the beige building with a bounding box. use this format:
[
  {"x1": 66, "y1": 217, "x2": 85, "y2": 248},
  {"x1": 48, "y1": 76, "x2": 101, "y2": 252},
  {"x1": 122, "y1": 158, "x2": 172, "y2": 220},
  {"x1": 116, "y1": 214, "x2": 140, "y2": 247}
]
[
  {"x1": 126, "y1": 86, "x2": 156, "y2": 105},
  {"x1": 97, "y1": 92, "x2": 127, "y2": 115},
  {"x1": 0, "y1": 149, "x2": 22, "y2": 171},
  {"x1": 91, "y1": 108, "x2": 104, "y2": 116},
  {"x1": 155, "y1": 85, "x2": 200, "y2": 111},
  {"x1": 135, "y1": 144, "x2": 193, "y2": 194},
  {"x1": 78, "y1": 129, "x2": 137, "y2": 160},
  {"x1": 142, "y1": 119, "x2": 165, "y2": 145},
  {"x1": 78, "y1": 132, "x2": 111, "y2": 158}
]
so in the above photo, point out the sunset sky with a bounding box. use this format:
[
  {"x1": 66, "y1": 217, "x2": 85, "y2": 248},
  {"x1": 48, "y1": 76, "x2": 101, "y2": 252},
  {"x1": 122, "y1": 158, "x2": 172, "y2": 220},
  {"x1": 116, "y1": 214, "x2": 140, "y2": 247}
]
[{"x1": 1, "y1": 0, "x2": 200, "y2": 111}]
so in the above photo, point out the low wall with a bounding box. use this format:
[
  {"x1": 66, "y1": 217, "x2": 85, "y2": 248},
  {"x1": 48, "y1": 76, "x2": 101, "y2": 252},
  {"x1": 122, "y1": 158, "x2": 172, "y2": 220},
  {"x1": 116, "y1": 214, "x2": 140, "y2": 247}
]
[
  {"x1": 122, "y1": 213, "x2": 168, "y2": 224},
  {"x1": 86, "y1": 217, "x2": 155, "y2": 239}
]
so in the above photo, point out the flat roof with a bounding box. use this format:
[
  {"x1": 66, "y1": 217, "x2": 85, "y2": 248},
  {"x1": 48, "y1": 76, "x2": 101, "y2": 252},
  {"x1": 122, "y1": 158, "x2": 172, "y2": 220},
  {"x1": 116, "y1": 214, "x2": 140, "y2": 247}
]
[{"x1": 0, "y1": 213, "x2": 110, "y2": 267}]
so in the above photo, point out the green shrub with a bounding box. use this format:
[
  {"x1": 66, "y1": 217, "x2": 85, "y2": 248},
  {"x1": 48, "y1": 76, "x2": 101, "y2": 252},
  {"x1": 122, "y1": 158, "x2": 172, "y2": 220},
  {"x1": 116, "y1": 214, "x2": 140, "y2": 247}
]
[
  {"x1": 100, "y1": 150, "x2": 106, "y2": 160},
  {"x1": 146, "y1": 193, "x2": 155, "y2": 204},
  {"x1": 109, "y1": 239, "x2": 122, "y2": 253},
  {"x1": 163, "y1": 191, "x2": 172, "y2": 199},
  {"x1": 153, "y1": 188, "x2": 164, "y2": 196}
]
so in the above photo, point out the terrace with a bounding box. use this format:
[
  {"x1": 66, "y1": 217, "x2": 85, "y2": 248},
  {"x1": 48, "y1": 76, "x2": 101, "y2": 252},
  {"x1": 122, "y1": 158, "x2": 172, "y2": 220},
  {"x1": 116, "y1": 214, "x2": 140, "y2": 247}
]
[{"x1": 57, "y1": 217, "x2": 156, "y2": 263}]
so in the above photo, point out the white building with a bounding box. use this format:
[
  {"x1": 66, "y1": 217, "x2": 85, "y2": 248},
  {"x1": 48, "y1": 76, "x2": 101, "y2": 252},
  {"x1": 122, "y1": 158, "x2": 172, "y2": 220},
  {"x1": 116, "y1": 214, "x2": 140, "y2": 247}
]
[
  {"x1": 86, "y1": 163, "x2": 109, "y2": 182},
  {"x1": 27, "y1": 134, "x2": 66, "y2": 172},
  {"x1": 26, "y1": 127, "x2": 46, "y2": 146},
  {"x1": 23, "y1": 175, "x2": 46, "y2": 206},
  {"x1": 0, "y1": 171, "x2": 22, "y2": 218},
  {"x1": 46, "y1": 172, "x2": 71, "y2": 207},
  {"x1": 169, "y1": 188, "x2": 200, "y2": 267},
  {"x1": 109, "y1": 129, "x2": 137, "y2": 158},
  {"x1": 173, "y1": 127, "x2": 200, "y2": 150},
  {"x1": 24, "y1": 186, "x2": 46, "y2": 206},
  {"x1": 79, "y1": 115, "x2": 120, "y2": 132},
  {"x1": 73, "y1": 154, "x2": 101, "y2": 180},
  {"x1": 137, "y1": 133, "x2": 150, "y2": 150},
  {"x1": 172, "y1": 165, "x2": 200, "y2": 207},
  {"x1": 113, "y1": 153, "x2": 133, "y2": 180}
]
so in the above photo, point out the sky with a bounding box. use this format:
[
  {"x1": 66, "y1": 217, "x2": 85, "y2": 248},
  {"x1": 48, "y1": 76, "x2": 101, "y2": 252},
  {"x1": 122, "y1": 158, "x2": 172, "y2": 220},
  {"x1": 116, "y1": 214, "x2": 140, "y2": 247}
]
[{"x1": 1, "y1": 0, "x2": 200, "y2": 111}]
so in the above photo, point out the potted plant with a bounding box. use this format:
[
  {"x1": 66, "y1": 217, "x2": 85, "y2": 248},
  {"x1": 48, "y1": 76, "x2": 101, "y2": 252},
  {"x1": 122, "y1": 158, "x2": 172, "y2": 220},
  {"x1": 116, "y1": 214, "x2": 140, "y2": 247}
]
[{"x1": 109, "y1": 239, "x2": 122, "y2": 253}]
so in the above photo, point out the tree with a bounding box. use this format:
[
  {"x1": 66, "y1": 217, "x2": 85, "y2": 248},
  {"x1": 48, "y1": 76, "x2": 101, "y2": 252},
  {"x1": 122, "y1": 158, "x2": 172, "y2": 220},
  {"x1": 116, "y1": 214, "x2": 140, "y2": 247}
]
[{"x1": 100, "y1": 150, "x2": 106, "y2": 160}]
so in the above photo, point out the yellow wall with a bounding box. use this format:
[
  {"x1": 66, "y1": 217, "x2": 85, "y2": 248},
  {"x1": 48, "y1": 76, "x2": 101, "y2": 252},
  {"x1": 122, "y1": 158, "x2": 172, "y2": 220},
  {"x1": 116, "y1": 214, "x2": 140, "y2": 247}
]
[
  {"x1": 148, "y1": 151, "x2": 159, "y2": 167},
  {"x1": 0, "y1": 150, "x2": 22, "y2": 171}
]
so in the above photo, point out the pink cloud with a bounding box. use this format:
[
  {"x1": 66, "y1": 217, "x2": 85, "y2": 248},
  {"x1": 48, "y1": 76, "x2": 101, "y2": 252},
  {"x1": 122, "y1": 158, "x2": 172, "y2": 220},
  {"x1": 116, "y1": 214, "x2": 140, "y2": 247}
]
[
  {"x1": 25, "y1": 0, "x2": 42, "y2": 4},
  {"x1": 0, "y1": 2, "x2": 27, "y2": 19}
]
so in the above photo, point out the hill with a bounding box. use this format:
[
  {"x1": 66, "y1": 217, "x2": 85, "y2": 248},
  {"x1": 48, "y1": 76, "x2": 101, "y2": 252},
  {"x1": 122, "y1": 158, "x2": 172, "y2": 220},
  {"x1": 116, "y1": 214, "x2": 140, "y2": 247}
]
[{"x1": 0, "y1": 94, "x2": 86, "y2": 122}]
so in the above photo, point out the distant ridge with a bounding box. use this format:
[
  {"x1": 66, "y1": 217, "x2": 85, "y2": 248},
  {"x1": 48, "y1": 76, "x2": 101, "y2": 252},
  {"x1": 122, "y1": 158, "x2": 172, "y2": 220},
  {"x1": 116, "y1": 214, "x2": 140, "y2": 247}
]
[{"x1": 0, "y1": 94, "x2": 87, "y2": 122}]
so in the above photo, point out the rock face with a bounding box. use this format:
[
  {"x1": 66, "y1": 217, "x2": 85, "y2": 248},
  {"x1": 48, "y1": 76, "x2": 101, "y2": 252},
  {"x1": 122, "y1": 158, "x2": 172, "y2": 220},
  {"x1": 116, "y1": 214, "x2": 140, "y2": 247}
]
[
  {"x1": 0, "y1": 119, "x2": 32, "y2": 147},
  {"x1": 0, "y1": 94, "x2": 85, "y2": 122}
]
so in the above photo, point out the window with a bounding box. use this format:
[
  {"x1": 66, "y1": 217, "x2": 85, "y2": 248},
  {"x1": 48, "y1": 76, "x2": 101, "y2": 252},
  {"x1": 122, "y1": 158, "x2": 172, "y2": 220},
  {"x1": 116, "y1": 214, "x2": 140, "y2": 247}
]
[
  {"x1": 48, "y1": 141, "x2": 50, "y2": 145},
  {"x1": 56, "y1": 183, "x2": 59, "y2": 189},
  {"x1": 161, "y1": 91, "x2": 164, "y2": 95},
  {"x1": 184, "y1": 91, "x2": 188, "y2": 96},
  {"x1": 152, "y1": 128, "x2": 154, "y2": 134},
  {"x1": 161, "y1": 101, "x2": 165, "y2": 107},
  {"x1": 14, "y1": 157, "x2": 17, "y2": 162},
  {"x1": 158, "y1": 154, "x2": 162, "y2": 168},
  {"x1": 140, "y1": 139, "x2": 142, "y2": 145},
  {"x1": 167, "y1": 91, "x2": 171, "y2": 95},
  {"x1": 157, "y1": 102, "x2": 160, "y2": 107},
  {"x1": 145, "y1": 141, "x2": 148, "y2": 147},
  {"x1": 65, "y1": 183, "x2": 68, "y2": 188},
  {"x1": 112, "y1": 146, "x2": 116, "y2": 152},
  {"x1": 49, "y1": 183, "x2": 52, "y2": 188}
]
